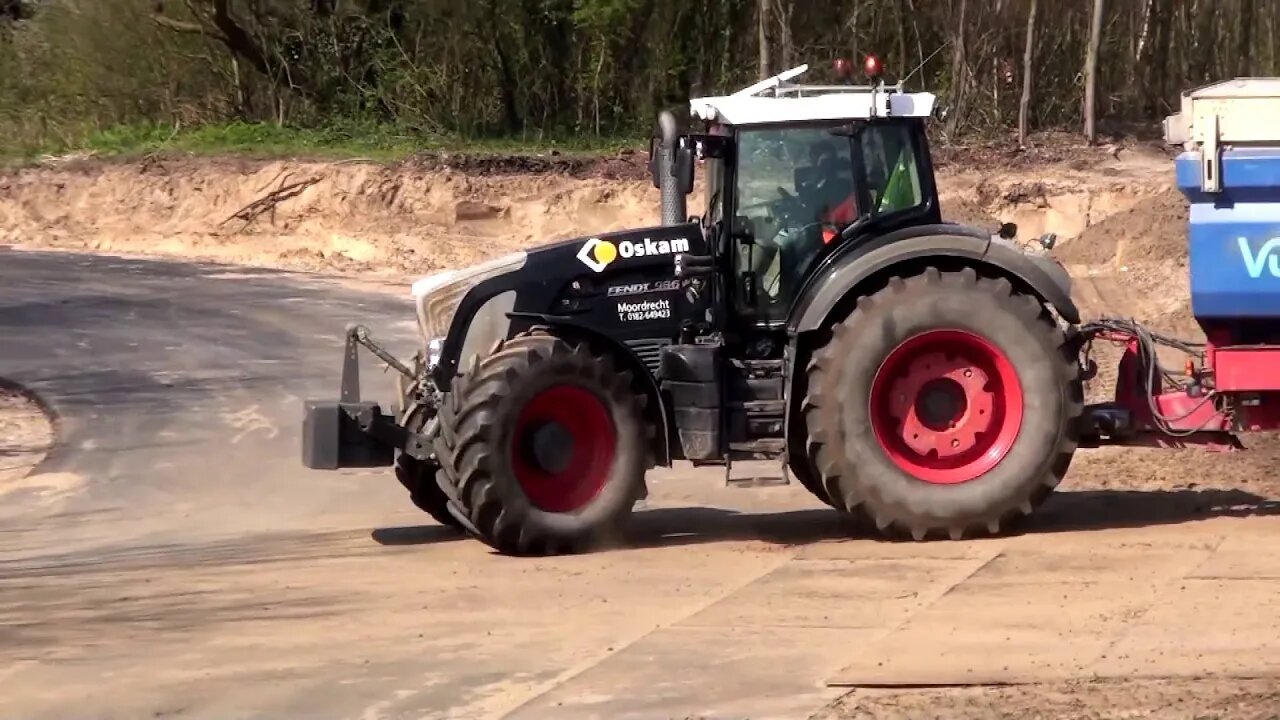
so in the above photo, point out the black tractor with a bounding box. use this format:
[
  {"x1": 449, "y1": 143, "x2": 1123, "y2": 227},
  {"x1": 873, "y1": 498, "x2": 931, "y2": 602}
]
[{"x1": 302, "y1": 62, "x2": 1082, "y2": 555}]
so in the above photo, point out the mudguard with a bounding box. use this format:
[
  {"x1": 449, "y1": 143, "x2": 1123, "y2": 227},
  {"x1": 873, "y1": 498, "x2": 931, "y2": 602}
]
[
  {"x1": 787, "y1": 223, "x2": 1080, "y2": 334},
  {"x1": 506, "y1": 316, "x2": 674, "y2": 467}
]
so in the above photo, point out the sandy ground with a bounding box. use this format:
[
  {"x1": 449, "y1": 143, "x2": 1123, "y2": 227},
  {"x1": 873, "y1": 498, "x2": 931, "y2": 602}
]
[{"x1": 4, "y1": 146, "x2": 1280, "y2": 719}]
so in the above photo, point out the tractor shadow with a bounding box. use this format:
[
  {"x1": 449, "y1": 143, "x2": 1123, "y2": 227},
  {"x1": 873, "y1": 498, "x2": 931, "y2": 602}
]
[
  {"x1": 1028, "y1": 486, "x2": 1280, "y2": 534},
  {"x1": 629, "y1": 507, "x2": 851, "y2": 549},
  {"x1": 365, "y1": 487, "x2": 1280, "y2": 551},
  {"x1": 370, "y1": 525, "x2": 467, "y2": 546},
  {"x1": 628, "y1": 487, "x2": 1280, "y2": 549}
]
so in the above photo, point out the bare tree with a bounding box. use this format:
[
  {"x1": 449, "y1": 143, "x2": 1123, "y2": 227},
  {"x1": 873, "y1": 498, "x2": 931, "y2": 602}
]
[
  {"x1": 1018, "y1": 0, "x2": 1038, "y2": 147},
  {"x1": 1239, "y1": 0, "x2": 1255, "y2": 77},
  {"x1": 771, "y1": 0, "x2": 794, "y2": 70},
  {"x1": 945, "y1": 0, "x2": 969, "y2": 136},
  {"x1": 1083, "y1": 0, "x2": 1105, "y2": 143},
  {"x1": 757, "y1": 0, "x2": 770, "y2": 79}
]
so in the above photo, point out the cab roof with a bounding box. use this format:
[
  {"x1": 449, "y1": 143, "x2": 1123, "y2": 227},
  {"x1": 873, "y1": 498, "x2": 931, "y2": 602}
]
[{"x1": 689, "y1": 65, "x2": 936, "y2": 127}]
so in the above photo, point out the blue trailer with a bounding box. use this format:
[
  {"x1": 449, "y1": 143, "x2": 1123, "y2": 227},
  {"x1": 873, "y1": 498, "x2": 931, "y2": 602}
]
[{"x1": 1081, "y1": 78, "x2": 1280, "y2": 447}]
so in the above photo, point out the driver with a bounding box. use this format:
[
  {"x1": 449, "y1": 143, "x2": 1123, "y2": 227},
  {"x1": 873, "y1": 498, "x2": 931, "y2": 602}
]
[{"x1": 804, "y1": 141, "x2": 857, "y2": 243}]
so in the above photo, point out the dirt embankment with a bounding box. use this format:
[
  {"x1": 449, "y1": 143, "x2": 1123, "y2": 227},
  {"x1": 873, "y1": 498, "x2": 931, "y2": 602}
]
[
  {"x1": 0, "y1": 155, "x2": 663, "y2": 278},
  {"x1": 0, "y1": 146, "x2": 1173, "y2": 279}
]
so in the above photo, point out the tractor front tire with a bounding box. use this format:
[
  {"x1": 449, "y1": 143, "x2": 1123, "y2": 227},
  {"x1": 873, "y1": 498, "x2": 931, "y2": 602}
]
[
  {"x1": 805, "y1": 267, "x2": 1082, "y2": 540},
  {"x1": 434, "y1": 331, "x2": 649, "y2": 555},
  {"x1": 394, "y1": 411, "x2": 462, "y2": 530}
]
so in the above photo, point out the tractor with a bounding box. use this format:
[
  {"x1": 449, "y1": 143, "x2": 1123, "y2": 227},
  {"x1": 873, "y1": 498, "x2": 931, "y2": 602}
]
[{"x1": 303, "y1": 62, "x2": 1280, "y2": 556}]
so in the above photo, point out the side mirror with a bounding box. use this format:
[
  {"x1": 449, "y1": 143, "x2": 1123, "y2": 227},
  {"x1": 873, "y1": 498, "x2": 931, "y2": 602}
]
[
  {"x1": 675, "y1": 146, "x2": 694, "y2": 195},
  {"x1": 648, "y1": 137, "x2": 661, "y2": 189},
  {"x1": 649, "y1": 137, "x2": 694, "y2": 195}
]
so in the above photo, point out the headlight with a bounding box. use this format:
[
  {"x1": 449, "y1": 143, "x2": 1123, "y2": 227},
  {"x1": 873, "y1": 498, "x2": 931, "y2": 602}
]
[
  {"x1": 425, "y1": 338, "x2": 445, "y2": 368},
  {"x1": 412, "y1": 251, "x2": 527, "y2": 345}
]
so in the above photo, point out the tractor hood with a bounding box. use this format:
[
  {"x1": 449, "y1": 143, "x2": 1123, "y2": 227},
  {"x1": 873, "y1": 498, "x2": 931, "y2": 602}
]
[{"x1": 419, "y1": 220, "x2": 707, "y2": 385}]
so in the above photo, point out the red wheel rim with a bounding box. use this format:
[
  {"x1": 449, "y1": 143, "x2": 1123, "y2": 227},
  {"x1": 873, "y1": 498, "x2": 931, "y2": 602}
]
[
  {"x1": 868, "y1": 330, "x2": 1023, "y2": 485},
  {"x1": 510, "y1": 384, "x2": 616, "y2": 512}
]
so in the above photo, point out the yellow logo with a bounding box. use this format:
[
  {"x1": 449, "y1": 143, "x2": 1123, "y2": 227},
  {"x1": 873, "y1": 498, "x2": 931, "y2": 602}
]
[{"x1": 577, "y1": 238, "x2": 618, "y2": 273}]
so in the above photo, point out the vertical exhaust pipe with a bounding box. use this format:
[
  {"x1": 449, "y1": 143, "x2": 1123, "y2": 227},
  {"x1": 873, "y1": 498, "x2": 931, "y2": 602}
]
[{"x1": 658, "y1": 111, "x2": 687, "y2": 227}]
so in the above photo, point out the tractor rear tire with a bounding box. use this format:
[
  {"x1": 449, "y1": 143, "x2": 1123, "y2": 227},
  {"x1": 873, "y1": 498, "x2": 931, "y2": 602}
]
[
  {"x1": 804, "y1": 267, "x2": 1082, "y2": 540},
  {"x1": 394, "y1": 411, "x2": 462, "y2": 530},
  {"x1": 434, "y1": 330, "x2": 649, "y2": 555}
]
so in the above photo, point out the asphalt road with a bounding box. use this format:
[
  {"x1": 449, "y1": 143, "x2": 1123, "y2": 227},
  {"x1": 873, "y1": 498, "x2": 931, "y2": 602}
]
[
  {"x1": 4, "y1": 249, "x2": 1280, "y2": 720},
  {"x1": 0, "y1": 249, "x2": 423, "y2": 541}
]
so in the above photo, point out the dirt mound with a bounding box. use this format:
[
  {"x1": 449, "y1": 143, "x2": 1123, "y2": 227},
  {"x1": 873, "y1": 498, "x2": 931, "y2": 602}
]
[
  {"x1": 405, "y1": 149, "x2": 651, "y2": 181},
  {"x1": 0, "y1": 383, "x2": 54, "y2": 486},
  {"x1": 1053, "y1": 188, "x2": 1188, "y2": 265},
  {"x1": 1, "y1": 149, "x2": 1178, "y2": 280},
  {"x1": 939, "y1": 196, "x2": 999, "y2": 229},
  {"x1": 0, "y1": 156, "x2": 662, "y2": 277}
]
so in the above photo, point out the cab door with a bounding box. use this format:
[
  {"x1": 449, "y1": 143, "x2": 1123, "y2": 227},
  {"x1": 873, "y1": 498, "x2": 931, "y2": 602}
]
[{"x1": 727, "y1": 124, "x2": 861, "y2": 330}]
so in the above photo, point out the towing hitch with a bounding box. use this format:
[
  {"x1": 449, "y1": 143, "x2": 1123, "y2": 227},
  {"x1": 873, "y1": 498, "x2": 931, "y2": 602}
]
[{"x1": 301, "y1": 325, "x2": 433, "y2": 470}]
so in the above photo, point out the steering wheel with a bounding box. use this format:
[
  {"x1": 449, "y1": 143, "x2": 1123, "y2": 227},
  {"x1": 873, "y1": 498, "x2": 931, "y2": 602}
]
[{"x1": 768, "y1": 184, "x2": 808, "y2": 229}]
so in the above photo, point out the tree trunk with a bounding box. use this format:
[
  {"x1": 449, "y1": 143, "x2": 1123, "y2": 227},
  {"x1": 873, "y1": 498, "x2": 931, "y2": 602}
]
[
  {"x1": 486, "y1": 0, "x2": 520, "y2": 132},
  {"x1": 903, "y1": 0, "x2": 925, "y2": 84},
  {"x1": 771, "y1": 0, "x2": 794, "y2": 70},
  {"x1": 757, "y1": 0, "x2": 770, "y2": 79},
  {"x1": 894, "y1": 0, "x2": 907, "y2": 78},
  {"x1": 945, "y1": 0, "x2": 968, "y2": 136},
  {"x1": 1192, "y1": 0, "x2": 1216, "y2": 82},
  {"x1": 1018, "y1": 0, "x2": 1037, "y2": 147},
  {"x1": 1238, "y1": 0, "x2": 1255, "y2": 77},
  {"x1": 1149, "y1": 0, "x2": 1172, "y2": 115},
  {"x1": 1083, "y1": 0, "x2": 1105, "y2": 143}
]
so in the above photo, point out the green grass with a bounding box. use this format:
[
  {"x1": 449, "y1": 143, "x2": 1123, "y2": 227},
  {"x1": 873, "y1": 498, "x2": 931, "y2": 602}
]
[{"x1": 4, "y1": 120, "x2": 643, "y2": 163}]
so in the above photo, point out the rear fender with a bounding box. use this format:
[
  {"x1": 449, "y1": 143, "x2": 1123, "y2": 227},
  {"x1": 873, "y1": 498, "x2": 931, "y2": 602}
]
[{"x1": 788, "y1": 224, "x2": 1080, "y2": 334}]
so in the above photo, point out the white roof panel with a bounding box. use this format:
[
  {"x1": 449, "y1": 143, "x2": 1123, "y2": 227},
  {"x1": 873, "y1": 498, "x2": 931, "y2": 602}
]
[{"x1": 688, "y1": 64, "x2": 936, "y2": 126}]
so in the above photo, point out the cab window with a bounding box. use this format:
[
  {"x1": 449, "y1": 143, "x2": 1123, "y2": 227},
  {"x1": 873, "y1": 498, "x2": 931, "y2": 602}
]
[{"x1": 859, "y1": 123, "x2": 923, "y2": 215}]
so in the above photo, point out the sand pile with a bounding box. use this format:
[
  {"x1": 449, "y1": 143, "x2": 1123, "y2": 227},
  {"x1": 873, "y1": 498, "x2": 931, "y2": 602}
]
[
  {"x1": 1053, "y1": 188, "x2": 1188, "y2": 265},
  {"x1": 0, "y1": 156, "x2": 663, "y2": 277}
]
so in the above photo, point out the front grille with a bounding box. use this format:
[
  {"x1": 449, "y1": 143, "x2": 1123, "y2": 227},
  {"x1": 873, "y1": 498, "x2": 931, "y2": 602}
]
[{"x1": 624, "y1": 339, "x2": 667, "y2": 377}]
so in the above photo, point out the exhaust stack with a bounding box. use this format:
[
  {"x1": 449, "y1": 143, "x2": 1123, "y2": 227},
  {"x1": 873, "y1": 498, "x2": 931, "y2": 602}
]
[{"x1": 657, "y1": 111, "x2": 686, "y2": 226}]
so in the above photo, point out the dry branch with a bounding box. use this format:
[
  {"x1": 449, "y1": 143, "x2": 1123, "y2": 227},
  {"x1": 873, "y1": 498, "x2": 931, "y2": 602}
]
[
  {"x1": 221, "y1": 175, "x2": 319, "y2": 233},
  {"x1": 150, "y1": 13, "x2": 206, "y2": 34}
]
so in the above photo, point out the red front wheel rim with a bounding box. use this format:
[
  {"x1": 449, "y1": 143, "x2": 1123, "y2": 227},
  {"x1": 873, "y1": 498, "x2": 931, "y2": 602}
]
[
  {"x1": 510, "y1": 384, "x2": 616, "y2": 512},
  {"x1": 869, "y1": 330, "x2": 1023, "y2": 485}
]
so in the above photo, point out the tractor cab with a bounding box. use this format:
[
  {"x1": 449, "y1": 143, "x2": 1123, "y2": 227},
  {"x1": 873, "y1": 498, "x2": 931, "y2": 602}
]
[{"x1": 651, "y1": 60, "x2": 941, "y2": 332}]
